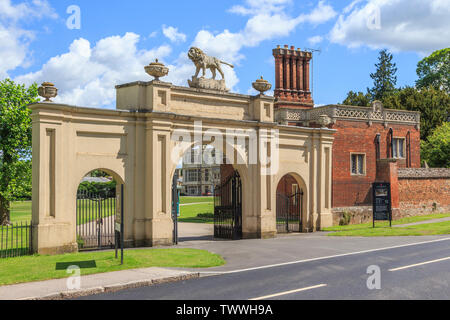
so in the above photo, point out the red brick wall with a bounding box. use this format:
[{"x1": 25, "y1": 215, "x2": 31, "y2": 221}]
[
  {"x1": 220, "y1": 164, "x2": 236, "y2": 183},
  {"x1": 276, "y1": 174, "x2": 297, "y2": 195},
  {"x1": 398, "y1": 177, "x2": 450, "y2": 217},
  {"x1": 331, "y1": 120, "x2": 420, "y2": 207}
]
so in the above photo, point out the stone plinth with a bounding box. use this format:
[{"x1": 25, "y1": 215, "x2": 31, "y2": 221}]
[{"x1": 188, "y1": 77, "x2": 229, "y2": 92}]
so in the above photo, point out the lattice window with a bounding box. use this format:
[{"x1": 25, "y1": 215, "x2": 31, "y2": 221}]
[{"x1": 351, "y1": 153, "x2": 365, "y2": 175}]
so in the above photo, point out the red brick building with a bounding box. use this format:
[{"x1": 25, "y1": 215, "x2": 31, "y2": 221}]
[
  {"x1": 219, "y1": 45, "x2": 449, "y2": 227},
  {"x1": 273, "y1": 45, "x2": 425, "y2": 224}
]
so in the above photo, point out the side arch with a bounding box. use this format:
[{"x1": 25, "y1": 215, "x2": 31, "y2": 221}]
[{"x1": 275, "y1": 172, "x2": 309, "y2": 233}]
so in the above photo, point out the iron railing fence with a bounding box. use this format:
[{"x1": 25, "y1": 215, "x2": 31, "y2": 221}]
[
  {"x1": 0, "y1": 220, "x2": 32, "y2": 259},
  {"x1": 214, "y1": 170, "x2": 242, "y2": 240},
  {"x1": 76, "y1": 189, "x2": 116, "y2": 251},
  {"x1": 276, "y1": 192, "x2": 303, "y2": 233}
]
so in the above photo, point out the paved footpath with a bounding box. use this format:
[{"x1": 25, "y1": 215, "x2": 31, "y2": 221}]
[{"x1": 0, "y1": 267, "x2": 198, "y2": 300}]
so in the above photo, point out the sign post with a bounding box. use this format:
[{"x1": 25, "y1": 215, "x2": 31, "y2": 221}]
[{"x1": 372, "y1": 182, "x2": 392, "y2": 227}]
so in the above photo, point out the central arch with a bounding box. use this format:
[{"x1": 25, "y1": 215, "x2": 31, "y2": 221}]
[{"x1": 169, "y1": 138, "x2": 249, "y2": 242}]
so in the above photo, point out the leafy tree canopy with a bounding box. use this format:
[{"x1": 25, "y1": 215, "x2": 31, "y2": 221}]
[
  {"x1": 368, "y1": 49, "x2": 398, "y2": 100},
  {"x1": 342, "y1": 90, "x2": 372, "y2": 107},
  {"x1": 421, "y1": 122, "x2": 450, "y2": 168},
  {"x1": 416, "y1": 48, "x2": 450, "y2": 94},
  {"x1": 0, "y1": 79, "x2": 38, "y2": 224},
  {"x1": 382, "y1": 86, "x2": 450, "y2": 140}
]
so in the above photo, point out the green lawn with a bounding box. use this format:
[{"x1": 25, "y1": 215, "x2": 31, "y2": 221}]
[
  {"x1": 76, "y1": 198, "x2": 116, "y2": 225},
  {"x1": 323, "y1": 213, "x2": 450, "y2": 237},
  {"x1": 9, "y1": 197, "x2": 214, "y2": 223},
  {"x1": 180, "y1": 196, "x2": 213, "y2": 204},
  {"x1": 179, "y1": 202, "x2": 214, "y2": 223},
  {"x1": 10, "y1": 201, "x2": 31, "y2": 223},
  {"x1": 0, "y1": 248, "x2": 225, "y2": 286}
]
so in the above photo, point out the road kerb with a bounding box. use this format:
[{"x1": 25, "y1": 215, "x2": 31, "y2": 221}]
[{"x1": 19, "y1": 273, "x2": 200, "y2": 300}]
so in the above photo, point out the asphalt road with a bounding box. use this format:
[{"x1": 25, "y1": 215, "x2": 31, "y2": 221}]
[{"x1": 80, "y1": 236, "x2": 450, "y2": 300}]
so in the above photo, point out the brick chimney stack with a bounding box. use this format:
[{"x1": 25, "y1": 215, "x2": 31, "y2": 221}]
[{"x1": 273, "y1": 45, "x2": 314, "y2": 109}]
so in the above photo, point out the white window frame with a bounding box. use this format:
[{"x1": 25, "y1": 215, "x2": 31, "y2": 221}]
[{"x1": 392, "y1": 137, "x2": 406, "y2": 159}]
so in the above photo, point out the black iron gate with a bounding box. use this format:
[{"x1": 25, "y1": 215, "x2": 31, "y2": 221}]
[
  {"x1": 214, "y1": 170, "x2": 242, "y2": 240},
  {"x1": 76, "y1": 189, "x2": 116, "y2": 250},
  {"x1": 276, "y1": 191, "x2": 303, "y2": 233}
]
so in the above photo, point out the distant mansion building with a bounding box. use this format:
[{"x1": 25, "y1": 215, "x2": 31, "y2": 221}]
[{"x1": 179, "y1": 146, "x2": 221, "y2": 196}]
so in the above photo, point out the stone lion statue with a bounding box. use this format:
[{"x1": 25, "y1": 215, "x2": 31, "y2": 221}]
[{"x1": 188, "y1": 47, "x2": 234, "y2": 80}]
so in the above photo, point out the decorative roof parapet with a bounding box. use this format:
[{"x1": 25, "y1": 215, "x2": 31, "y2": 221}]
[
  {"x1": 398, "y1": 168, "x2": 450, "y2": 179},
  {"x1": 276, "y1": 102, "x2": 420, "y2": 129}
]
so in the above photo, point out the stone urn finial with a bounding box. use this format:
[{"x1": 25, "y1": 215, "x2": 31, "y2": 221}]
[
  {"x1": 38, "y1": 82, "x2": 58, "y2": 102},
  {"x1": 145, "y1": 59, "x2": 169, "y2": 81},
  {"x1": 252, "y1": 76, "x2": 272, "y2": 95}
]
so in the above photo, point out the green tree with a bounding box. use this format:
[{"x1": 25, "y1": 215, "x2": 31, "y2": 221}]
[
  {"x1": 382, "y1": 86, "x2": 450, "y2": 140},
  {"x1": 421, "y1": 122, "x2": 450, "y2": 168},
  {"x1": 342, "y1": 90, "x2": 372, "y2": 106},
  {"x1": 0, "y1": 79, "x2": 38, "y2": 225},
  {"x1": 416, "y1": 48, "x2": 450, "y2": 94},
  {"x1": 369, "y1": 49, "x2": 398, "y2": 100}
]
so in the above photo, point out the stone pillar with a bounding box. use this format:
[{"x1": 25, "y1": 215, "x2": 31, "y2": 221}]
[
  {"x1": 318, "y1": 132, "x2": 334, "y2": 229},
  {"x1": 145, "y1": 119, "x2": 173, "y2": 246},
  {"x1": 31, "y1": 107, "x2": 78, "y2": 255},
  {"x1": 242, "y1": 128, "x2": 277, "y2": 239}
]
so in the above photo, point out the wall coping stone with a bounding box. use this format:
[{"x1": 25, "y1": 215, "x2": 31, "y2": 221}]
[{"x1": 398, "y1": 168, "x2": 450, "y2": 179}]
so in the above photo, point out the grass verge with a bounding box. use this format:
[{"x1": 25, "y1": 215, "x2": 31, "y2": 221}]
[
  {"x1": 324, "y1": 213, "x2": 450, "y2": 237},
  {"x1": 0, "y1": 248, "x2": 225, "y2": 286}
]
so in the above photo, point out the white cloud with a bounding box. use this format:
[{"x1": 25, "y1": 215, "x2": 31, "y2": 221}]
[
  {"x1": 16, "y1": 33, "x2": 172, "y2": 108},
  {"x1": 0, "y1": 0, "x2": 57, "y2": 78},
  {"x1": 229, "y1": 0, "x2": 293, "y2": 15},
  {"x1": 192, "y1": 1, "x2": 336, "y2": 91},
  {"x1": 308, "y1": 35, "x2": 324, "y2": 45},
  {"x1": 12, "y1": 0, "x2": 338, "y2": 107},
  {"x1": 0, "y1": 0, "x2": 57, "y2": 21},
  {"x1": 329, "y1": 0, "x2": 450, "y2": 53},
  {"x1": 162, "y1": 25, "x2": 187, "y2": 43},
  {"x1": 303, "y1": 0, "x2": 337, "y2": 24}
]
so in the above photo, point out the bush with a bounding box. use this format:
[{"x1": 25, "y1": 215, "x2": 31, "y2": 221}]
[
  {"x1": 197, "y1": 213, "x2": 214, "y2": 219},
  {"x1": 339, "y1": 211, "x2": 352, "y2": 226},
  {"x1": 78, "y1": 180, "x2": 117, "y2": 195},
  {"x1": 421, "y1": 122, "x2": 450, "y2": 168}
]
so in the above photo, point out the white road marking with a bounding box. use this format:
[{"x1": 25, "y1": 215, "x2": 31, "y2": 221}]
[
  {"x1": 249, "y1": 284, "x2": 327, "y2": 300},
  {"x1": 389, "y1": 256, "x2": 450, "y2": 272},
  {"x1": 199, "y1": 237, "x2": 450, "y2": 275}
]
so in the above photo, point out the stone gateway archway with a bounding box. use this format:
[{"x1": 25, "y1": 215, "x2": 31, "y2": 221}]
[{"x1": 30, "y1": 80, "x2": 334, "y2": 254}]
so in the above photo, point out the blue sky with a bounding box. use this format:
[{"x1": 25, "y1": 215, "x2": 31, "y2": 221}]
[{"x1": 1, "y1": 0, "x2": 449, "y2": 108}]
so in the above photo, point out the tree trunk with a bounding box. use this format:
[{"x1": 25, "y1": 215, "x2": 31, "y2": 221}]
[{"x1": 0, "y1": 195, "x2": 10, "y2": 226}]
